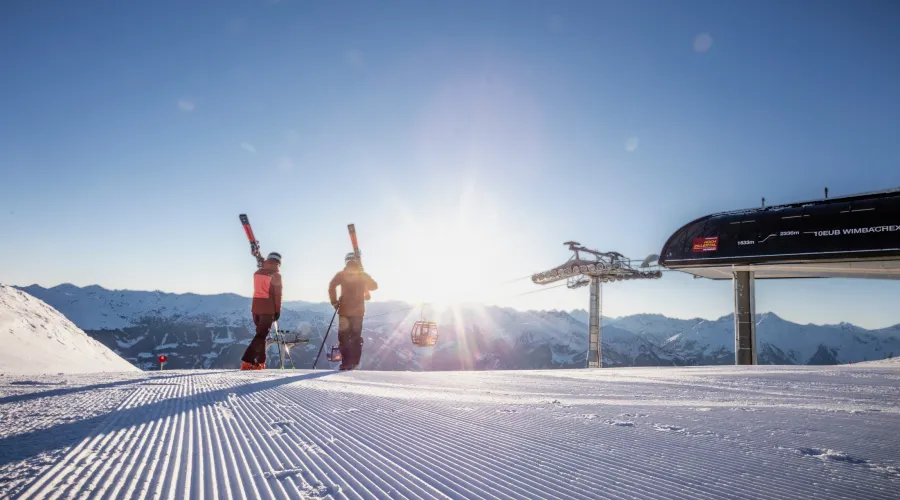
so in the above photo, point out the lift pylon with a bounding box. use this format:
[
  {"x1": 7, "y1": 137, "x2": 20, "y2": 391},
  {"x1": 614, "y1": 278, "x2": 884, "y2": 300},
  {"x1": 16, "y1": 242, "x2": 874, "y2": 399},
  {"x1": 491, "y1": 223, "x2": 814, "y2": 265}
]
[{"x1": 532, "y1": 242, "x2": 663, "y2": 368}]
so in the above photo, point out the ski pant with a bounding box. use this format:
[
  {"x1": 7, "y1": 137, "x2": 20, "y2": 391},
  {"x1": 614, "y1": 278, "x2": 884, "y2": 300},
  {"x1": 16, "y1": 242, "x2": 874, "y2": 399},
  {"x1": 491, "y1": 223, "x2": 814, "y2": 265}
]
[
  {"x1": 337, "y1": 315, "x2": 364, "y2": 368},
  {"x1": 241, "y1": 314, "x2": 275, "y2": 365}
]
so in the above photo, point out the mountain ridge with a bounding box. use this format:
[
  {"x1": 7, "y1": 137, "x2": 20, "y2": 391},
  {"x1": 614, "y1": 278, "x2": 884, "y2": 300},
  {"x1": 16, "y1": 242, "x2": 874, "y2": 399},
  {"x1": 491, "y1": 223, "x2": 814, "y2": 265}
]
[
  {"x1": 13, "y1": 283, "x2": 900, "y2": 371},
  {"x1": 20, "y1": 282, "x2": 900, "y2": 330}
]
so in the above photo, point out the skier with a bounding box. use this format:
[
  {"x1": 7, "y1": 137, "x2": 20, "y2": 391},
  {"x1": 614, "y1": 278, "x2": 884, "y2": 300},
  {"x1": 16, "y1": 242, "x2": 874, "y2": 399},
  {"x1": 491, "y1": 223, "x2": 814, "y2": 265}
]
[
  {"x1": 241, "y1": 252, "x2": 283, "y2": 370},
  {"x1": 328, "y1": 253, "x2": 378, "y2": 370}
]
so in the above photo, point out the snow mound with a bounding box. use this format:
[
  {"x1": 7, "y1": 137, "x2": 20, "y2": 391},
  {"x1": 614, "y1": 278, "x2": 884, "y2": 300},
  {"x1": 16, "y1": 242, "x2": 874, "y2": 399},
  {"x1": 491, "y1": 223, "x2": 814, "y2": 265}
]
[
  {"x1": 0, "y1": 285, "x2": 138, "y2": 374},
  {"x1": 856, "y1": 357, "x2": 900, "y2": 366}
]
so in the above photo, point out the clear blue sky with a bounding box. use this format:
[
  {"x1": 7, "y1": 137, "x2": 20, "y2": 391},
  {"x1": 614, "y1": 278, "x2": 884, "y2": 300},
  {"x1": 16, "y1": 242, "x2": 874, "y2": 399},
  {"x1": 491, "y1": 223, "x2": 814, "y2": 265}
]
[{"x1": 2, "y1": 1, "x2": 900, "y2": 328}]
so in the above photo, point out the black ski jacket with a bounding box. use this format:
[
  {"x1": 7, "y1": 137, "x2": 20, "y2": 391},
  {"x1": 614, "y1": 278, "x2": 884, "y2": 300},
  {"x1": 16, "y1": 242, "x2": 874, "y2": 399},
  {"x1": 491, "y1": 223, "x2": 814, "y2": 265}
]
[{"x1": 328, "y1": 266, "x2": 377, "y2": 317}]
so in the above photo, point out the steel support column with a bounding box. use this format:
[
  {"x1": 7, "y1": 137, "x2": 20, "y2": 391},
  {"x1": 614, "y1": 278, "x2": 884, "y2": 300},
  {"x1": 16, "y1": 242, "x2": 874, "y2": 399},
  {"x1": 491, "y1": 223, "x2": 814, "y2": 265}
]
[
  {"x1": 588, "y1": 276, "x2": 602, "y2": 368},
  {"x1": 733, "y1": 270, "x2": 757, "y2": 365}
]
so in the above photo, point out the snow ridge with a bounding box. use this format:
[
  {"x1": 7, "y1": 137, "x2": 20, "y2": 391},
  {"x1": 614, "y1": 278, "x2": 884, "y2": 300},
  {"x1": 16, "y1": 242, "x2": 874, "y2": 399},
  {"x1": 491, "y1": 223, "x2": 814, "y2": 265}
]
[{"x1": 0, "y1": 285, "x2": 138, "y2": 374}]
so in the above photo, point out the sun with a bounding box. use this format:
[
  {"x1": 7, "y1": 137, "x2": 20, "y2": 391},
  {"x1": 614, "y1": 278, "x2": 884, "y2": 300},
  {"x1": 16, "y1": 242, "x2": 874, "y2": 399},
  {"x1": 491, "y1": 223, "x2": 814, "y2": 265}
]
[
  {"x1": 404, "y1": 219, "x2": 494, "y2": 308},
  {"x1": 379, "y1": 185, "x2": 523, "y2": 313}
]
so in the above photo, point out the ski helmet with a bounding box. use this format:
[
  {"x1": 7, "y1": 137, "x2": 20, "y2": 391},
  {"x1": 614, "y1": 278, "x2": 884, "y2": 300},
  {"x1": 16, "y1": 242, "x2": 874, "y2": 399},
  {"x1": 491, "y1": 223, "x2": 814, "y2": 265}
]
[
  {"x1": 345, "y1": 252, "x2": 360, "y2": 265},
  {"x1": 267, "y1": 252, "x2": 282, "y2": 265}
]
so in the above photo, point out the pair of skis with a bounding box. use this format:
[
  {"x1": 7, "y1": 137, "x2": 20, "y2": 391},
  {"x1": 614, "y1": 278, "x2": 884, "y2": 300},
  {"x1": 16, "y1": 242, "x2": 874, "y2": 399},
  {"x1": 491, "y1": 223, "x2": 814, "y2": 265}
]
[
  {"x1": 241, "y1": 214, "x2": 365, "y2": 274},
  {"x1": 239, "y1": 214, "x2": 264, "y2": 268},
  {"x1": 347, "y1": 224, "x2": 370, "y2": 300},
  {"x1": 239, "y1": 214, "x2": 366, "y2": 369}
]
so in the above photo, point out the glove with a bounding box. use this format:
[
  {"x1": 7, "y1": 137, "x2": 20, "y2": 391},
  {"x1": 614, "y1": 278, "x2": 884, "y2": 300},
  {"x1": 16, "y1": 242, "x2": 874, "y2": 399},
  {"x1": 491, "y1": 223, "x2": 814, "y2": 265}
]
[{"x1": 274, "y1": 312, "x2": 280, "y2": 321}]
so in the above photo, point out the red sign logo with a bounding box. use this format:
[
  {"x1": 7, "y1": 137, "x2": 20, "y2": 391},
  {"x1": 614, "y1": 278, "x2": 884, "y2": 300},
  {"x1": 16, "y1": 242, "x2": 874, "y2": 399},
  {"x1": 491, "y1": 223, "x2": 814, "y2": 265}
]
[
  {"x1": 692, "y1": 236, "x2": 719, "y2": 252},
  {"x1": 158, "y1": 355, "x2": 168, "y2": 363}
]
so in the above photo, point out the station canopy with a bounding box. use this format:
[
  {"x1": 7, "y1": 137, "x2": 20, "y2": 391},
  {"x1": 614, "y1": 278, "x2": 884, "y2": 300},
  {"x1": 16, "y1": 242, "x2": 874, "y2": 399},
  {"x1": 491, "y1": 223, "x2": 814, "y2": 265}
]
[{"x1": 659, "y1": 188, "x2": 900, "y2": 280}]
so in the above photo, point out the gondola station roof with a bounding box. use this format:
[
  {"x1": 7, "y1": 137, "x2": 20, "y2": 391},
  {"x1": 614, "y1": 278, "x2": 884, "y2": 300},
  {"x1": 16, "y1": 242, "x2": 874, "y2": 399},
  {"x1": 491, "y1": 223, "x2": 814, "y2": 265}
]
[{"x1": 659, "y1": 187, "x2": 900, "y2": 280}]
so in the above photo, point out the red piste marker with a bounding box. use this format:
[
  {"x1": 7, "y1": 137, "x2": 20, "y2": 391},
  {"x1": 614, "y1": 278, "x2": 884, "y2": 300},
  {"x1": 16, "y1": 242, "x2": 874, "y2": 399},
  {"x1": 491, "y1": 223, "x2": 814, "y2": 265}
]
[{"x1": 158, "y1": 354, "x2": 168, "y2": 370}]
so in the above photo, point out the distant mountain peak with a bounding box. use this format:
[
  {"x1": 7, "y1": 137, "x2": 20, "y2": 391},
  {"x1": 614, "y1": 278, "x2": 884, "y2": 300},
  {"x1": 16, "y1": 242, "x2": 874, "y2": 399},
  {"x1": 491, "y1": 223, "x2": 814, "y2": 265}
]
[{"x1": 757, "y1": 312, "x2": 784, "y2": 323}]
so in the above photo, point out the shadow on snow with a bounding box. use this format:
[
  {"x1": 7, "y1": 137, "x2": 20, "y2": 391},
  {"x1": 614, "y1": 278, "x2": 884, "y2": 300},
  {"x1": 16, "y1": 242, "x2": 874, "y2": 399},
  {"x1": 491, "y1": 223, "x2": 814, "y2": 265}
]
[{"x1": 0, "y1": 370, "x2": 338, "y2": 468}]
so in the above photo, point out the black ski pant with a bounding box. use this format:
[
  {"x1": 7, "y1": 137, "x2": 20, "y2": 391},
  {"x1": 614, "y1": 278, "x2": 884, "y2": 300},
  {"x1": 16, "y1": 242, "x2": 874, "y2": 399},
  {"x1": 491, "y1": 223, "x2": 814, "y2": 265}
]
[
  {"x1": 242, "y1": 314, "x2": 275, "y2": 365},
  {"x1": 337, "y1": 315, "x2": 364, "y2": 368}
]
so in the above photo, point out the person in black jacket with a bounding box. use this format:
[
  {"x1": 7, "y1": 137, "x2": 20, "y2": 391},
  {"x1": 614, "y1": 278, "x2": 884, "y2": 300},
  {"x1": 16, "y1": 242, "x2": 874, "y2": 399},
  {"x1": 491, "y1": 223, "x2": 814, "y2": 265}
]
[{"x1": 328, "y1": 253, "x2": 377, "y2": 370}]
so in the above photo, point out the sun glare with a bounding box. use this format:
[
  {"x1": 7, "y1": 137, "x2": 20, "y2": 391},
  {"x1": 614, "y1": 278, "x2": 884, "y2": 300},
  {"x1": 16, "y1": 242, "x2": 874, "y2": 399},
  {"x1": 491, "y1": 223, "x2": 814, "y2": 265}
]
[
  {"x1": 380, "y1": 184, "x2": 525, "y2": 313},
  {"x1": 406, "y1": 219, "x2": 493, "y2": 307}
]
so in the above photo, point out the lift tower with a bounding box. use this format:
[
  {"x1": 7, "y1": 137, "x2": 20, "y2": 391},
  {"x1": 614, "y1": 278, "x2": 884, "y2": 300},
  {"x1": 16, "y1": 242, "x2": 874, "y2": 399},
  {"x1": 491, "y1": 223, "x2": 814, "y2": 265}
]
[{"x1": 532, "y1": 242, "x2": 662, "y2": 368}]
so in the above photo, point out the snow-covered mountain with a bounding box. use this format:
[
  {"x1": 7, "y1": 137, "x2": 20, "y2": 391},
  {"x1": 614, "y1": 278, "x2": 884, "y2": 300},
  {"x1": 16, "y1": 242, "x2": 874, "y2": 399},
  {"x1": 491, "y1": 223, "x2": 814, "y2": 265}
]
[
  {"x1": 0, "y1": 285, "x2": 138, "y2": 374},
  {"x1": 610, "y1": 312, "x2": 900, "y2": 366},
  {"x1": 16, "y1": 284, "x2": 900, "y2": 371}
]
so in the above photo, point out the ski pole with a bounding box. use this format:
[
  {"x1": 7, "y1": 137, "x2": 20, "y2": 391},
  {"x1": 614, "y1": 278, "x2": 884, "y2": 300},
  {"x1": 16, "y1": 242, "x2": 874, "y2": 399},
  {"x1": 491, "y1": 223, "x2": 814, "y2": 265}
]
[
  {"x1": 272, "y1": 320, "x2": 286, "y2": 369},
  {"x1": 313, "y1": 301, "x2": 340, "y2": 369},
  {"x1": 286, "y1": 343, "x2": 297, "y2": 370}
]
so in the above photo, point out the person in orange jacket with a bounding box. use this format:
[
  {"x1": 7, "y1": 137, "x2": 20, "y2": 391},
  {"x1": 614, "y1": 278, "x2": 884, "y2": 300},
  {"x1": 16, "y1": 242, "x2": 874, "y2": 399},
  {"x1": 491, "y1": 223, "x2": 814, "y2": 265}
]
[
  {"x1": 328, "y1": 253, "x2": 377, "y2": 370},
  {"x1": 241, "y1": 252, "x2": 282, "y2": 370}
]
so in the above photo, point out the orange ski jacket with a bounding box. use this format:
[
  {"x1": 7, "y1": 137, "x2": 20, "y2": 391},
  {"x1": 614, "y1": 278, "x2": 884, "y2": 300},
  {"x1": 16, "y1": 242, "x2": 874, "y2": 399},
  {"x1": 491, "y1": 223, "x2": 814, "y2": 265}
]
[{"x1": 252, "y1": 261, "x2": 282, "y2": 315}]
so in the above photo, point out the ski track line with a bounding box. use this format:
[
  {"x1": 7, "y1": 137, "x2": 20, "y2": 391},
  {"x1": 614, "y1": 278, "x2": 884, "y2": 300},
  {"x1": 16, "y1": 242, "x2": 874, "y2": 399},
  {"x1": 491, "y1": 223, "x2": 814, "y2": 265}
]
[
  {"x1": 11, "y1": 370, "x2": 900, "y2": 500},
  {"x1": 203, "y1": 384, "x2": 232, "y2": 499},
  {"x1": 85, "y1": 393, "x2": 153, "y2": 499},
  {"x1": 219, "y1": 388, "x2": 260, "y2": 499},
  {"x1": 502, "y1": 376, "x2": 900, "y2": 499},
  {"x1": 55, "y1": 382, "x2": 162, "y2": 499},
  {"x1": 246, "y1": 376, "x2": 432, "y2": 496},
  {"x1": 229, "y1": 378, "x2": 309, "y2": 498},
  {"x1": 267, "y1": 388, "x2": 500, "y2": 500},
  {"x1": 223, "y1": 392, "x2": 287, "y2": 500},
  {"x1": 254, "y1": 375, "x2": 388, "y2": 500},
  {"x1": 240, "y1": 390, "x2": 311, "y2": 500},
  {"x1": 190, "y1": 403, "x2": 205, "y2": 499},
  {"x1": 103, "y1": 383, "x2": 183, "y2": 498},
  {"x1": 50, "y1": 389, "x2": 144, "y2": 499},
  {"x1": 423, "y1": 388, "x2": 893, "y2": 500},
  {"x1": 145, "y1": 382, "x2": 187, "y2": 500},
  {"x1": 327, "y1": 395, "x2": 677, "y2": 500},
  {"x1": 445, "y1": 404, "x2": 770, "y2": 500},
  {"x1": 121, "y1": 384, "x2": 179, "y2": 499},
  {"x1": 89, "y1": 382, "x2": 183, "y2": 499},
  {"x1": 231, "y1": 391, "x2": 354, "y2": 499},
  {"x1": 154, "y1": 381, "x2": 185, "y2": 500},
  {"x1": 229, "y1": 381, "x2": 339, "y2": 499},
  {"x1": 94, "y1": 386, "x2": 168, "y2": 500},
  {"x1": 474, "y1": 397, "x2": 898, "y2": 500},
  {"x1": 335, "y1": 379, "x2": 872, "y2": 500},
  {"x1": 293, "y1": 386, "x2": 685, "y2": 500},
  {"x1": 431, "y1": 379, "x2": 876, "y2": 500},
  {"x1": 247, "y1": 389, "x2": 390, "y2": 499},
  {"x1": 15, "y1": 383, "x2": 148, "y2": 499},
  {"x1": 278, "y1": 385, "x2": 595, "y2": 500},
  {"x1": 287, "y1": 389, "x2": 592, "y2": 500},
  {"x1": 257, "y1": 385, "x2": 449, "y2": 500},
  {"x1": 199, "y1": 399, "x2": 220, "y2": 498}
]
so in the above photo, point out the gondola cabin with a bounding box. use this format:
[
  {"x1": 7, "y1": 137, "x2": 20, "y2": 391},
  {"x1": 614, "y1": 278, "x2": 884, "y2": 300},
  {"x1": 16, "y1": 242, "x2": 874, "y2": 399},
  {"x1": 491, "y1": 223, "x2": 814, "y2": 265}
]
[
  {"x1": 327, "y1": 345, "x2": 342, "y2": 362},
  {"x1": 411, "y1": 321, "x2": 439, "y2": 347}
]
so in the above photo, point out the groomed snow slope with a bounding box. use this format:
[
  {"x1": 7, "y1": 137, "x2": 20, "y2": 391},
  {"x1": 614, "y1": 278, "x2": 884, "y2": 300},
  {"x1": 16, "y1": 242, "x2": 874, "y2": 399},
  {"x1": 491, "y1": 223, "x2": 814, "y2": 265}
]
[
  {"x1": 0, "y1": 285, "x2": 138, "y2": 374},
  {"x1": 1, "y1": 366, "x2": 898, "y2": 499}
]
